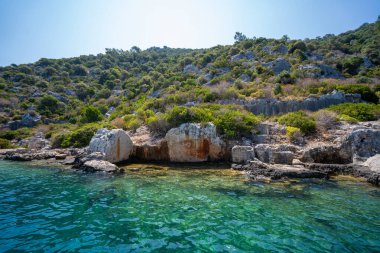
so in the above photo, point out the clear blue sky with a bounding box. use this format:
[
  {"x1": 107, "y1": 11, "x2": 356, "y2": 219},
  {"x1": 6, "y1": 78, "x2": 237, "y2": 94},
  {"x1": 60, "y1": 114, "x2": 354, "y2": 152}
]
[{"x1": 0, "y1": 0, "x2": 379, "y2": 66}]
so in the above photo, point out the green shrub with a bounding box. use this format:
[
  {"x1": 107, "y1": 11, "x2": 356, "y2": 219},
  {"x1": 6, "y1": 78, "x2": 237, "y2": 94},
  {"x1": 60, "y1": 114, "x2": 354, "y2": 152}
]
[
  {"x1": 80, "y1": 106, "x2": 104, "y2": 123},
  {"x1": 285, "y1": 126, "x2": 303, "y2": 140},
  {"x1": 278, "y1": 111, "x2": 316, "y2": 134},
  {"x1": 336, "y1": 84, "x2": 378, "y2": 103},
  {"x1": 164, "y1": 104, "x2": 259, "y2": 138},
  {"x1": 337, "y1": 114, "x2": 359, "y2": 123},
  {"x1": 53, "y1": 123, "x2": 101, "y2": 148},
  {"x1": 0, "y1": 128, "x2": 32, "y2": 140},
  {"x1": 0, "y1": 138, "x2": 12, "y2": 149},
  {"x1": 328, "y1": 103, "x2": 380, "y2": 121},
  {"x1": 37, "y1": 95, "x2": 64, "y2": 116}
]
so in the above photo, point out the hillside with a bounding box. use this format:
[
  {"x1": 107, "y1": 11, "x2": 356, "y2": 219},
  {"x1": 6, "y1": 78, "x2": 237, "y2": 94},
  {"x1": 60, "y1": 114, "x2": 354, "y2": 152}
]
[{"x1": 0, "y1": 18, "x2": 380, "y2": 148}]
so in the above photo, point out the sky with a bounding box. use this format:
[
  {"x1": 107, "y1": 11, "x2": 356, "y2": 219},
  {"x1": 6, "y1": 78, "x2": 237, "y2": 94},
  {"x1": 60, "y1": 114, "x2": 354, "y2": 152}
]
[{"x1": 0, "y1": 0, "x2": 379, "y2": 66}]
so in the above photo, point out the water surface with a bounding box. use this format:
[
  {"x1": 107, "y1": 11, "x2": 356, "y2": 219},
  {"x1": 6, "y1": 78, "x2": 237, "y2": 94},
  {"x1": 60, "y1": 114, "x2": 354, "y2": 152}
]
[{"x1": 0, "y1": 161, "x2": 379, "y2": 252}]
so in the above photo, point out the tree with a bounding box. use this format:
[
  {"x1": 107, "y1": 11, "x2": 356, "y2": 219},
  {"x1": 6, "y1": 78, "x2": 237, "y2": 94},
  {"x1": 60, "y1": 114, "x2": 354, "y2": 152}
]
[{"x1": 234, "y1": 32, "x2": 248, "y2": 42}]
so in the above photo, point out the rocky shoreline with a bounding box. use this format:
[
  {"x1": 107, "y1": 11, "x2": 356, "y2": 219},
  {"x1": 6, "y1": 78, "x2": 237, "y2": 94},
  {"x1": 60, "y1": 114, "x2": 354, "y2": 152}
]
[{"x1": 1, "y1": 120, "x2": 380, "y2": 186}]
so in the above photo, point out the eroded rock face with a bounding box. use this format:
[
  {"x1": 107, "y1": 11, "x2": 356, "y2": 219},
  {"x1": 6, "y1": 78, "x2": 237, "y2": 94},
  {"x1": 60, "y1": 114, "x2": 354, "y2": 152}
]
[
  {"x1": 231, "y1": 146, "x2": 255, "y2": 164},
  {"x1": 87, "y1": 128, "x2": 133, "y2": 163},
  {"x1": 133, "y1": 140, "x2": 169, "y2": 161},
  {"x1": 165, "y1": 123, "x2": 225, "y2": 162}
]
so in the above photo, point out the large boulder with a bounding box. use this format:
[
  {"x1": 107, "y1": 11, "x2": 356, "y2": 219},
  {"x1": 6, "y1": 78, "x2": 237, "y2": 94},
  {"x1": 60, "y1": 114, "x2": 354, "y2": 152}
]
[
  {"x1": 87, "y1": 128, "x2": 133, "y2": 163},
  {"x1": 165, "y1": 123, "x2": 225, "y2": 162},
  {"x1": 231, "y1": 146, "x2": 255, "y2": 164}
]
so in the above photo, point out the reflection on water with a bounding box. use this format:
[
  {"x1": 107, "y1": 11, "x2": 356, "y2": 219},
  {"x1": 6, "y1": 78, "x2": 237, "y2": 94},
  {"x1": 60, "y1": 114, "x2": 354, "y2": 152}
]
[{"x1": 0, "y1": 161, "x2": 379, "y2": 252}]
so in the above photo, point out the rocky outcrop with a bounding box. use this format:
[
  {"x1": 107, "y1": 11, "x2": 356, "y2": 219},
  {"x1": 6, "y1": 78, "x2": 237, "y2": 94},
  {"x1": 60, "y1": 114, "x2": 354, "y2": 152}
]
[
  {"x1": 165, "y1": 123, "x2": 225, "y2": 162},
  {"x1": 262, "y1": 58, "x2": 291, "y2": 75},
  {"x1": 245, "y1": 90, "x2": 361, "y2": 116},
  {"x1": 27, "y1": 132, "x2": 51, "y2": 150},
  {"x1": 87, "y1": 128, "x2": 133, "y2": 163},
  {"x1": 7, "y1": 113, "x2": 42, "y2": 130},
  {"x1": 255, "y1": 144, "x2": 299, "y2": 165},
  {"x1": 231, "y1": 146, "x2": 255, "y2": 164},
  {"x1": 300, "y1": 145, "x2": 352, "y2": 164},
  {"x1": 183, "y1": 64, "x2": 200, "y2": 75},
  {"x1": 231, "y1": 51, "x2": 255, "y2": 62},
  {"x1": 342, "y1": 129, "x2": 380, "y2": 160}
]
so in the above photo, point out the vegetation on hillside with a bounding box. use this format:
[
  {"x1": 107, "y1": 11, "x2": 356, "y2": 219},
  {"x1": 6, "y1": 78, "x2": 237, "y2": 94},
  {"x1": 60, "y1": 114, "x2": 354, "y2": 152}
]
[{"x1": 1, "y1": 18, "x2": 380, "y2": 147}]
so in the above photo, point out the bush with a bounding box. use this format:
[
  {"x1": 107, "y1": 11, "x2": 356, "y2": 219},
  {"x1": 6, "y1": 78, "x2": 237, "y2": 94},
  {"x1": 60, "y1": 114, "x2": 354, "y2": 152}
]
[
  {"x1": 80, "y1": 106, "x2": 104, "y2": 123},
  {"x1": 164, "y1": 104, "x2": 259, "y2": 138},
  {"x1": 53, "y1": 124, "x2": 101, "y2": 148},
  {"x1": 313, "y1": 109, "x2": 337, "y2": 130},
  {"x1": 337, "y1": 114, "x2": 359, "y2": 123},
  {"x1": 0, "y1": 138, "x2": 12, "y2": 149},
  {"x1": 336, "y1": 84, "x2": 378, "y2": 103},
  {"x1": 286, "y1": 126, "x2": 303, "y2": 141},
  {"x1": 38, "y1": 95, "x2": 64, "y2": 116},
  {"x1": 328, "y1": 103, "x2": 380, "y2": 121},
  {"x1": 0, "y1": 128, "x2": 32, "y2": 140},
  {"x1": 278, "y1": 111, "x2": 316, "y2": 134}
]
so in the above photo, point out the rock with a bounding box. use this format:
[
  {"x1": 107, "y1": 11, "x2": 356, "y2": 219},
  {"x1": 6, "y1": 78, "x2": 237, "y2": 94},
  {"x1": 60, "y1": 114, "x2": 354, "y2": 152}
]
[
  {"x1": 231, "y1": 51, "x2": 255, "y2": 62},
  {"x1": 27, "y1": 132, "x2": 51, "y2": 150},
  {"x1": 245, "y1": 90, "x2": 361, "y2": 116},
  {"x1": 62, "y1": 157, "x2": 76, "y2": 165},
  {"x1": 55, "y1": 153, "x2": 67, "y2": 160},
  {"x1": 363, "y1": 155, "x2": 380, "y2": 172},
  {"x1": 300, "y1": 145, "x2": 352, "y2": 164},
  {"x1": 243, "y1": 160, "x2": 327, "y2": 180},
  {"x1": 81, "y1": 160, "x2": 121, "y2": 173},
  {"x1": 255, "y1": 144, "x2": 298, "y2": 164},
  {"x1": 272, "y1": 151, "x2": 294, "y2": 165},
  {"x1": 183, "y1": 64, "x2": 200, "y2": 75},
  {"x1": 105, "y1": 107, "x2": 115, "y2": 117},
  {"x1": 7, "y1": 113, "x2": 42, "y2": 130},
  {"x1": 165, "y1": 123, "x2": 225, "y2": 162},
  {"x1": 298, "y1": 64, "x2": 342, "y2": 79},
  {"x1": 48, "y1": 91, "x2": 69, "y2": 104},
  {"x1": 231, "y1": 146, "x2": 255, "y2": 164},
  {"x1": 263, "y1": 58, "x2": 291, "y2": 75},
  {"x1": 239, "y1": 74, "x2": 251, "y2": 82},
  {"x1": 87, "y1": 128, "x2": 133, "y2": 163},
  {"x1": 342, "y1": 129, "x2": 380, "y2": 160}
]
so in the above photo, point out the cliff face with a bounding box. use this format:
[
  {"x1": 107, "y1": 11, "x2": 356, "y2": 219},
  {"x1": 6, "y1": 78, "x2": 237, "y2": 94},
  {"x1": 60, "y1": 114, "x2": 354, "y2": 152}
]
[{"x1": 245, "y1": 91, "x2": 361, "y2": 116}]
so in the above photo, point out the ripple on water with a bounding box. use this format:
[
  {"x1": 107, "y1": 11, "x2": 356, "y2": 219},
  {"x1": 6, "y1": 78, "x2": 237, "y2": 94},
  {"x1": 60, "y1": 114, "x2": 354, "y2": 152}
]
[{"x1": 0, "y1": 161, "x2": 379, "y2": 252}]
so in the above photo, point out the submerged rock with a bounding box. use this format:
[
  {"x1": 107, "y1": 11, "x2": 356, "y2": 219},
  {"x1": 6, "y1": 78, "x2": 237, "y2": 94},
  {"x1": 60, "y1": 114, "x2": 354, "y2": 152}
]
[
  {"x1": 165, "y1": 123, "x2": 225, "y2": 162},
  {"x1": 87, "y1": 128, "x2": 133, "y2": 163},
  {"x1": 81, "y1": 160, "x2": 121, "y2": 173}
]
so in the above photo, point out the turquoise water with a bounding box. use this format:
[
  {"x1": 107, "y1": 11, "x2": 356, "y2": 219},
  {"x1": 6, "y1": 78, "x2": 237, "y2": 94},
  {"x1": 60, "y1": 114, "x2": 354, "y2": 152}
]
[{"x1": 0, "y1": 161, "x2": 379, "y2": 252}]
